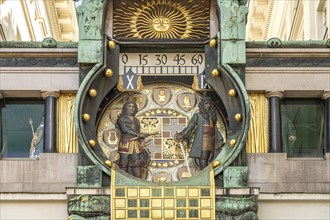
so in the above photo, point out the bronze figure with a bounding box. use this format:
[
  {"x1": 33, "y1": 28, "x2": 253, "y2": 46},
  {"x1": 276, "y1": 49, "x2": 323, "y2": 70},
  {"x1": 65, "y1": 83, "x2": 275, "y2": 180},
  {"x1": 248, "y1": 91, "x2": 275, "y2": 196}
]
[
  {"x1": 175, "y1": 97, "x2": 224, "y2": 169},
  {"x1": 115, "y1": 101, "x2": 148, "y2": 178}
]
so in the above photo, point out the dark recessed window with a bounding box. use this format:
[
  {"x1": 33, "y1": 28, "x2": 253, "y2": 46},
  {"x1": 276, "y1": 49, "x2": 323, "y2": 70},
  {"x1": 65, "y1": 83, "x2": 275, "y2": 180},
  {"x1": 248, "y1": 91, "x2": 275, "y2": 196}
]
[
  {"x1": 1, "y1": 100, "x2": 44, "y2": 158},
  {"x1": 281, "y1": 99, "x2": 324, "y2": 158}
]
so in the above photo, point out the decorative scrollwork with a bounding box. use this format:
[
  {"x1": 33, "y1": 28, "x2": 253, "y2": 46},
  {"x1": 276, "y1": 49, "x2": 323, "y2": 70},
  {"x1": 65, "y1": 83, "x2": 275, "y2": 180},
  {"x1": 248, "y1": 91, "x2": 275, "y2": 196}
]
[
  {"x1": 216, "y1": 196, "x2": 258, "y2": 219},
  {"x1": 77, "y1": 0, "x2": 105, "y2": 40}
]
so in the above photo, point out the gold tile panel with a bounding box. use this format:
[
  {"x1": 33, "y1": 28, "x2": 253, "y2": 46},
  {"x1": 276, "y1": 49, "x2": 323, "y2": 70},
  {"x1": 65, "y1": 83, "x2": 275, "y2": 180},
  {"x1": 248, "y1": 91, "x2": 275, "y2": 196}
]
[
  {"x1": 128, "y1": 188, "x2": 138, "y2": 197},
  {"x1": 115, "y1": 210, "x2": 125, "y2": 219},
  {"x1": 111, "y1": 187, "x2": 215, "y2": 219},
  {"x1": 115, "y1": 199, "x2": 126, "y2": 208}
]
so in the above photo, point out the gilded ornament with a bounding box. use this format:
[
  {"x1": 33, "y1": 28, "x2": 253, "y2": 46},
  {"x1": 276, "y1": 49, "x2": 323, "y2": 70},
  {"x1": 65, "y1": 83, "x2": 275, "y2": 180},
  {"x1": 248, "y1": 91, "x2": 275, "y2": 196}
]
[
  {"x1": 156, "y1": 176, "x2": 167, "y2": 182},
  {"x1": 89, "y1": 139, "x2": 96, "y2": 147},
  {"x1": 108, "y1": 40, "x2": 116, "y2": 49},
  {"x1": 234, "y1": 114, "x2": 242, "y2": 122},
  {"x1": 209, "y1": 39, "x2": 217, "y2": 47},
  {"x1": 212, "y1": 69, "x2": 220, "y2": 77},
  {"x1": 81, "y1": 196, "x2": 88, "y2": 203},
  {"x1": 88, "y1": 89, "x2": 97, "y2": 97},
  {"x1": 228, "y1": 89, "x2": 237, "y2": 97},
  {"x1": 113, "y1": 0, "x2": 209, "y2": 40},
  {"x1": 105, "y1": 160, "x2": 112, "y2": 167},
  {"x1": 212, "y1": 160, "x2": 221, "y2": 168},
  {"x1": 230, "y1": 139, "x2": 237, "y2": 147},
  {"x1": 152, "y1": 16, "x2": 171, "y2": 32},
  {"x1": 105, "y1": 69, "x2": 113, "y2": 77},
  {"x1": 82, "y1": 113, "x2": 91, "y2": 122},
  {"x1": 192, "y1": 74, "x2": 200, "y2": 91}
]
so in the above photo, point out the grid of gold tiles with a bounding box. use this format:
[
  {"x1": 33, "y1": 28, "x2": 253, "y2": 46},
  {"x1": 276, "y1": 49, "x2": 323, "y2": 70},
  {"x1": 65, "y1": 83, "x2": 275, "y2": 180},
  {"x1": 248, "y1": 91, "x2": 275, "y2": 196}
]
[{"x1": 111, "y1": 186, "x2": 215, "y2": 219}]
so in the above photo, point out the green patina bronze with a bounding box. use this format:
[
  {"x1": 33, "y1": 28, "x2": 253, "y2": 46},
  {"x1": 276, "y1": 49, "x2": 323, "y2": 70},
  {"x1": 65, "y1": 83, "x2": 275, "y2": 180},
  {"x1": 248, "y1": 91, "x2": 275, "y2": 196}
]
[
  {"x1": 218, "y1": 0, "x2": 248, "y2": 64},
  {"x1": 76, "y1": 0, "x2": 106, "y2": 63},
  {"x1": 69, "y1": 215, "x2": 109, "y2": 220},
  {"x1": 77, "y1": 166, "x2": 102, "y2": 188},
  {"x1": 0, "y1": 38, "x2": 78, "y2": 48},
  {"x1": 68, "y1": 195, "x2": 110, "y2": 219},
  {"x1": 216, "y1": 196, "x2": 258, "y2": 220},
  {"x1": 224, "y1": 167, "x2": 248, "y2": 188}
]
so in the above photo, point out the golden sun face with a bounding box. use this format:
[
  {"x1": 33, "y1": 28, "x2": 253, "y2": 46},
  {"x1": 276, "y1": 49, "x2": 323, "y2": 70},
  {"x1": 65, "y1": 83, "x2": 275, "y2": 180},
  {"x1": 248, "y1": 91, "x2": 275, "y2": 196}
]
[
  {"x1": 113, "y1": 0, "x2": 210, "y2": 40},
  {"x1": 152, "y1": 16, "x2": 171, "y2": 32}
]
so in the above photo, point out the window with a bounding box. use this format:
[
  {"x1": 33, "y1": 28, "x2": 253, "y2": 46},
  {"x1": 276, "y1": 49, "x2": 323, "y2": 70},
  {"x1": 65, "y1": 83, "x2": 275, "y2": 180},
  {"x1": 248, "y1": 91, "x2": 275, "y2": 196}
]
[
  {"x1": 281, "y1": 99, "x2": 324, "y2": 158},
  {"x1": 1, "y1": 100, "x2": 44, "y2": 158}
]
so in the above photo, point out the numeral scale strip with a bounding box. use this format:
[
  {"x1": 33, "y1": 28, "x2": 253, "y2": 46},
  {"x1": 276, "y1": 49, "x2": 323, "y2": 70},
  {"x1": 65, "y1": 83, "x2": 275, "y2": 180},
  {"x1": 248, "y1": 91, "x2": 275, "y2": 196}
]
[{"x1": 123, "y1": 65, "x2": 200, "y2": 75}]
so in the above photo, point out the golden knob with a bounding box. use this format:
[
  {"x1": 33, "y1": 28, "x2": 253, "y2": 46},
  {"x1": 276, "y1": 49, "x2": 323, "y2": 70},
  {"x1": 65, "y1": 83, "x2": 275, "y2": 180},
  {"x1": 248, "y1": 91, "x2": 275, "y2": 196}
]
[
  {"x1": 209, "y1": 39, "x2": 217, "y2": 47},
  {"x1": 105, "y1": 160, "x2": 112, "y2": 167},
  {"x1": 81, "y1": 196, "x2": 88, "y2": 203},
  {"x1": 234, "y1": 114, "x2": 242, "y2": 122},
  {"x1": 108, "y1": 40, "x2": 116, "y2": 49},
  {"x1": 211, "y1": 69, "x2": 220, "y2": 77},
  {"x1": 88, "y1": 89, "x2": 97, "y2": 97},
  {"x1": 105, "y1": 69, "x2": 113, "y2": 77},
  {"x1": 230, "y1": 139, "x2": 236, "y2": 147},
  {"x1": 82, "y1": 113, "x2": 91, "y2": 122},
  {"x1": 89, "y1": 139, "x2": 96, "y2": 147},
  {"x1": 212, "y1": 160, "x2": 221, "y2": 168},
  {"x1": 228, "y1": 89, "x2": 237, "y2": 97}
]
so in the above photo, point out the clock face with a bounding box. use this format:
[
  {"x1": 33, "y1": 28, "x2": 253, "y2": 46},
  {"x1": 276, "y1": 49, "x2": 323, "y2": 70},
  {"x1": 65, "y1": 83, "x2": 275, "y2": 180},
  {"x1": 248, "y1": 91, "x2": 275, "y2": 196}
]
[
  {"x1": 76, "y1": 38, "x2": 248, "y2": 182},
  {"x1": 97, "y1": 84, "x2": 226, "y2": 182}
]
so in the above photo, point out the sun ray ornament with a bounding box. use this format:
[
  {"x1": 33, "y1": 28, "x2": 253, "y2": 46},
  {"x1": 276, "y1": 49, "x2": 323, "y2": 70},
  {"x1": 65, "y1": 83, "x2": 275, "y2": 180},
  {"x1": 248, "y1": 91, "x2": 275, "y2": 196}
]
[{"x1": 113, "y1": 0, "x2": 210, "y2": 40}]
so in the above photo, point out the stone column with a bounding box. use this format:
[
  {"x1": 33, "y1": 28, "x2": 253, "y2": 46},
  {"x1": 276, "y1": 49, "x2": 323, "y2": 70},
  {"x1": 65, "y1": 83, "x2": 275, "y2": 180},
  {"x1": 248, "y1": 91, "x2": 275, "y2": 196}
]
[
  {"x1": 42, "y1": 91, "x2": 59, "y2": 153},
  {"x1": 323, "y1": 92, "x2": 330, "y2": 153},
  {"x1": 266, "y1": 91, "x2": 284, "y2": 153}
]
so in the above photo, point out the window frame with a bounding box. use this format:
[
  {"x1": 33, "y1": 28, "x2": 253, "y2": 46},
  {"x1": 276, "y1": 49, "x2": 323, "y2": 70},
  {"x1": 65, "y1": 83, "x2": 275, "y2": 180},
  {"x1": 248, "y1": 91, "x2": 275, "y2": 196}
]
[
  {"x1": 280, "y1": 98, "x2": 325, "y2": 158},
  {"x1": 1, "y1": 98, "x2": 45, "y2": 159}
]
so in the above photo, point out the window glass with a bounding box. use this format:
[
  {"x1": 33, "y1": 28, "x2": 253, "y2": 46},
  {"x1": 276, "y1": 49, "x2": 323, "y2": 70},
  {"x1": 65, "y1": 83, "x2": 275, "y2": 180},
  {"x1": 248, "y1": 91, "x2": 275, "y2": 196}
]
[
  {"x1": 2, "y1": 102, "x2": 44, "y2": 158},
  {"x1": 281, "y1": 99, "x2": 324, "y2": 158}
]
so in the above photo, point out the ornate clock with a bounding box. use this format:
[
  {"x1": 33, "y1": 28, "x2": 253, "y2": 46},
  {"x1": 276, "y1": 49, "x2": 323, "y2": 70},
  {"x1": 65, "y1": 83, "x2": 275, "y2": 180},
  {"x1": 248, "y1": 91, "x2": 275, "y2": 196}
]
[{"x1": 74, "y1": 0, "x2": 250, "y2": 219}]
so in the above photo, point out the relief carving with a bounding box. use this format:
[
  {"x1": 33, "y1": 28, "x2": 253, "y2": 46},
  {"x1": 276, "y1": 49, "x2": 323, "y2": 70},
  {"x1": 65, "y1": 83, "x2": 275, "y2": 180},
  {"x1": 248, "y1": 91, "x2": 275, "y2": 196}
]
[{"x1": 77, "y1": 0, "x2": 105, "y2": 40}]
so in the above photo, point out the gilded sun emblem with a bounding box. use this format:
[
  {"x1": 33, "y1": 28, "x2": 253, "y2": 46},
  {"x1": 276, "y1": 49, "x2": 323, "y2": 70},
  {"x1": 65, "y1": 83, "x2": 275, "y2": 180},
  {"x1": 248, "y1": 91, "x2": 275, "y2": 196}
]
[
  {"x1": 152, "y1": 16, "x2": 171, "y2": 32},
  {"x1": 113, "y1": 0, "x2": 210, "y2": 40}
]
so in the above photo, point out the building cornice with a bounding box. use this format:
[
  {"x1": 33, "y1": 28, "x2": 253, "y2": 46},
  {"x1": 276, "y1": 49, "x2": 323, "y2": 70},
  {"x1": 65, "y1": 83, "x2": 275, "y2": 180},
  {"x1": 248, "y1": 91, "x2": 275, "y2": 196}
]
[
  {"x1": 247, "y1": 40, "x2": 330, "y2": 48},
  {"x1": 0, "y1": 41, "x2": 77, "y2": 48},
  {"x1": 0, "y1": 67, "x2": 79, "y2": 74},
  {"x1": 247, "y1": 47, "x2": 330, "y2": 58},
  {"x1": 0, "y1": 48, "x2": 77, "y2": 58},
  {"x1": 246, "y1": 67, "x2": 330, "y2": 74}
]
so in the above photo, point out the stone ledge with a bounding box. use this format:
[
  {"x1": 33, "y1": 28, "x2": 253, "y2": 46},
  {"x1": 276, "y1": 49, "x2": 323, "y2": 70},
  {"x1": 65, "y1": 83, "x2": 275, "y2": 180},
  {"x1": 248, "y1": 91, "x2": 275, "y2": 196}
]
[
  {"x1": 247, "y1": 153, "x2": 330, "y2": 193},
  {"x1": 258, "y1": 193, "x2": 330, "y2": 201},
  {"x1": 0, "y1": 153, "x2": 78, "y2": 193},
  {"x1": 0, "y1": 193, "x2": 66, "y2": 201}
]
